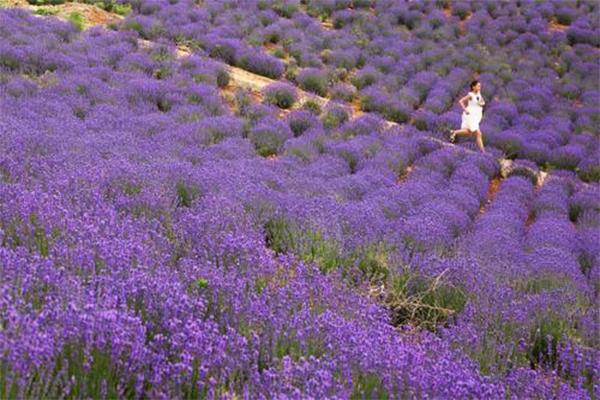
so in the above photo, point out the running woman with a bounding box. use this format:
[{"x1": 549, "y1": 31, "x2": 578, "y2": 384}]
[{"x1": 450, "y1": 80, "x2": 486, "y2": 153}]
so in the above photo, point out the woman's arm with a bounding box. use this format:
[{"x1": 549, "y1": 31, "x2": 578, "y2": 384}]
[{"x1": 459, "y1": 94, "x2": 471, "y2": 114}]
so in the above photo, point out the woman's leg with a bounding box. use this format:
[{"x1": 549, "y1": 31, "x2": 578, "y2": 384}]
[
  {"x1": 475, "y1": 130, "x2": 485, "y2": 152},
  {"x1": 450, "y1": 128, "x2": 471, "y2": 142}
]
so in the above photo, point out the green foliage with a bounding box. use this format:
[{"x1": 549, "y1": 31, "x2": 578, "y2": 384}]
[
  {"x1": 284, "y1": 63, "x2": 299, "y2": 81},
  {"x1": 68, "y1": 12, "x2": 85, "y2": 31},
  {"x1": 192, "y1": 73, "x2": 211, "y2": 84},
  {"x1": 301, "y1": 99, "x2": 322, "y2": 115},
  {"x1": 351, "y1": 373, "x2": 389, "y2": 400},
  {"x1": 453, "y1": 6, "x2": 470, "y2": 20},
  {"x1": 216, "y1": 67, "x2": 230, "y2": 88},
  {"x1": 286, "y1": 147, "x2": 313, "y2": 162},
  {"x1": 264, "y1": 217, "x2": 342, "y2": 274},
  {"x1": 568, "y1": 203, "x2": 581, "y2": 223},
  {"x1": 384, "y1": 270, "x2": 467, "y2": 331},
  {"x1": 122, "y1": 182, "x2": 141, "y2": 196},
  {"x1": 111, "y1": 3, "x2": 131, "y2": 16},
  {"x1": 264, "y1": 217, "x2": 296, "y2": 255},
  {"x1": 263, "y1": 217, "x2": 392, "y2": 280},
  {"x1": 578, "y1": 165, "x2": 600, "y2": 183},
  {"x1": 123, "y1": 20, "x2": 145, "y2": 36},
  {"x1": 508, "y1": 166, "x2": 538, "y2": 185},
  {"x1": 493, "y1": 137, "x2": 523, "y2": 160},
  {"x1": 254, "y1": 141, "x2": 279, "y2": 158},
  {"x1": 106, "y1": 21, "x2": 119, "y2": 31},
  {"x1": 322, "y1": 109, "x2": 349, "y2": 129},
  {"x1": 0, "y1": 49, "x2": 20, "y2": 71},
  {"x1": 33, "y1": 225, "x2": 49, "y2": 257},
  {"x1": 175, "y1": 181, "x2": 199, "y2": 208},
  {"x1": 0, "y1": 214, "x2": 59, "y2": 257},
  {"x1": 304, "y1": 231, "x2": 344, "y2": 274},
  {"x1": 351, "y1": 71, "x2": 377, "y2": 90},
  {"x1": 555, "y1": 12, "x2": 573, "y2": 26},
  {"x1": 271, "y1": 47, "x2": 286, "y2": 59},
  {"x1": 272, "y1": 1, "x2": 298, "y2": 18},
  {"x1": 527, "y1": 317, "x2": 569, "y2": 369},
  {"x1": 273, "y1": 333, "x2": 325, "y2": 362},
  {"x1": 156, "y1": 97, "x2": 171, "y2": 112},
  {"x1": 412, "y1": 115, "x2": 429, "y2": 131},
  {"x1": 34, "y1": 7, "x2": 59, "y2": 15},
  {"x1": 27, "y1": 0, "x2": 64, "y2": 5},
  {"x1": 337, "y1": 149, "x2": 358, "y2": 173},
  {"x1": 76, "y1": 0, "x2": 132, "y2": 15},
  {"x1": 288, "y1": 117, "x2": 313, "y2": 137},
  {"x1": 578, "y1": 254, "x2": 593, "y2": 278},
  {"x1": 353, "y1": 0, "x2": 372, "y2": 9},
  {"x1": 73, "y1": 106, "x2": 86, "y2": 120},
  {"x1": 0, "y1": 344, "x2": 137, "y2": 399},
  {"x1": 264, "y1": 85, "x2": 297, "y2": 109},
  {"x1": 384, "y1": 106, "x2": 410, "y2": 124},
  {"x1": 234, "y1": 88, "x2": 253, "y2": 117},
  {"x1": 254, "y1": 276, "x2": 268, "y2": 294},
  {"x1": 298, "y1": 72, "x2": 328, "y2": 97},
  {"x1": 513, "y1": 275, "x2": 568, "y2": 294},
  {"x1": 354, "y1": 243, "x2": 389, "y2": 282},
  {"x1": 196, "y1": 278, "x2": 209, "y2": 290}
]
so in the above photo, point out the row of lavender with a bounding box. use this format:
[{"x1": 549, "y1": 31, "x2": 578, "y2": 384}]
[
  {"x1": 1, "y1": 6, "x2": 599, "y2": 399},
  {"x1": 116, "y1": 0, "x2": 600, "y2": 179},
  {"x1": 0, "y1": 9, "x2": 504, "y2": 399}
]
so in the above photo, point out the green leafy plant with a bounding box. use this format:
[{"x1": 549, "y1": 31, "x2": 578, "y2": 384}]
[{"x1": 68, "y1": 12, "x2": 85, "y2": 32}]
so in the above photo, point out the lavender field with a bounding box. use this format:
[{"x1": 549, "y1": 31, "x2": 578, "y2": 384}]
[{"x1": 0, "y1": 0, "x2": 599, "y2": 398}]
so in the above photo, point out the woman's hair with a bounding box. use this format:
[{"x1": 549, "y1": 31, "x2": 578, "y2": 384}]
[{"x1": 470, "y1": 80, "x2": 480, "y2": 90}]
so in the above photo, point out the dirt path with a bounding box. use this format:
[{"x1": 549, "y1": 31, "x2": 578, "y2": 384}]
[
  {"x1": 154, "y1": 41, "x2": 331, "y2": 110},
  {"x1": 478, "y1": 176, "x2": 502, "y2": 215}
]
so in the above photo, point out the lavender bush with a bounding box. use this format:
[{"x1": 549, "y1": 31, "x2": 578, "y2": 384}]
[{"x1": 262, "y1": 81, "x2": 298, "y2": 109}]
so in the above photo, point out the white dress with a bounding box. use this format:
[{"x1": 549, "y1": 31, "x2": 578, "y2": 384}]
[{"x1": 461, "y1": 91, "x2": 484, "y2": 131}]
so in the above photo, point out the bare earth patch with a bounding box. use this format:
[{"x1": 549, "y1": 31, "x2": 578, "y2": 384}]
[
  {"x1": 525, "y1": 210, "x2": 536, "y2": 228},
  {"x1": 397, "y1": 166, "x2": 414, "y2": 184},
  {"x1": 548, "y1": 19, "x2": 569, "y2": 32},
  {"x1": 350, "y1": 98, "x2": 364, "y2": 118},
  {"x1": 1, "y1": 1, "x2": 122, "y2": 28},
  {"x1": 0, "y1": 0, "x2": 29, "y2": 7},
  {"x1": 59, "y1": 2, "x2": 122, "y2": 28},
  {"x1": 479, "y1": 176, "x2": 502, "y2": 214},
  {"x1": 321, "y1": 20, "x2": 333, "y2": 30}
]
